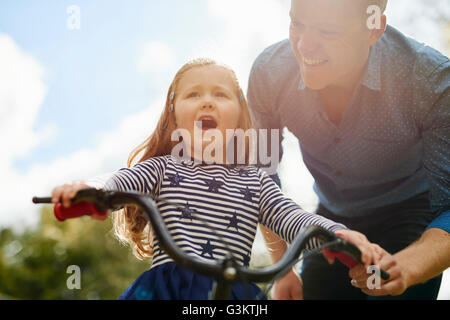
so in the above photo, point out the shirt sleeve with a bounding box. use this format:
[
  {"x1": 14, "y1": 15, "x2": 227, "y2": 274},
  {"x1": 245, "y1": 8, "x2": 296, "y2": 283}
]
[
  {"x1": 247, "y1": 58, "x2": 284, "y2": 180},
  {"x1": 257, "y1": 169, "x2": 347, "y2": 248},
  {"x1": 87, "y1": 156, "x2": 168, "y2": 194},
  {"x1": 417, "y1": 60, "x2": 450, "y2": 232}
]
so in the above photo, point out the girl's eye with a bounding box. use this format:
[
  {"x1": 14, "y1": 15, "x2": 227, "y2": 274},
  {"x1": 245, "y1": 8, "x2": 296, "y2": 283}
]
[
  {"x1": 215, "y1": 92, "x2": 228, "y2": 98},
  {"x1": 186, "y1": 92, "x2": 200, "y2": 98}
]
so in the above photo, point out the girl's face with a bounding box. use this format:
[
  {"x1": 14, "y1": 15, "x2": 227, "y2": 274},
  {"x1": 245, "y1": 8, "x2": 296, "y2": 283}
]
[{"x1": 174, "y1": 65, "x2": 242, "y2": 161}]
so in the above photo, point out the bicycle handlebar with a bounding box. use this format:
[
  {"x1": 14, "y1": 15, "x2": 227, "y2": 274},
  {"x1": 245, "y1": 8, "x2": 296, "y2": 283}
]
[{"x1": 32, "y1": 189, "x2": 389, "y2": 283}]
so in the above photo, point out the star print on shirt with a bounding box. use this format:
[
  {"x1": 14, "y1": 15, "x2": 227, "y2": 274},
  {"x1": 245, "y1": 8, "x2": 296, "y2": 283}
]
[
  {"x1": 240, "y1": 187, "x2": 255, "y2": 202},
  {"x1": 179, "y1": 202, "x2": 195, "y2": 221},
  {"x1": 203, "y1": 178, "x2": 224, "y2": 193},
  {"x1": 226, "y1": 211, "x2": 240, "y2": 231},
  {"x1": 167, "y1": 172, "x2": 183, "y2": 187},
  {"x1": 200, "y1": 240, "x2": 215, "y2": 258},
  {"x1": 242, "y1": 254, "x2": 251, "y2": 267},
  {"x1": 237, "y1": 168, "x2": 251, "y2": 177}
]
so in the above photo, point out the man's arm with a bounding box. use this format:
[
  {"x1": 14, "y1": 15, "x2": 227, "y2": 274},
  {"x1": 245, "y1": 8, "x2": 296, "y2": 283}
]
[
  {"x1": 394, "y1": 228, "x2": 450, "y2": 289},
  {"x1": 420, "y1": 58, "x2": 450, "y2": 235}
]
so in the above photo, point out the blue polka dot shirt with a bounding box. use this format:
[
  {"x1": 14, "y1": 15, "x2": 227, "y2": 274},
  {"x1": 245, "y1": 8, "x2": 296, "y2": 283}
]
[{"x1": 248, "y1": 25, "x2": 449, "y2": 232}]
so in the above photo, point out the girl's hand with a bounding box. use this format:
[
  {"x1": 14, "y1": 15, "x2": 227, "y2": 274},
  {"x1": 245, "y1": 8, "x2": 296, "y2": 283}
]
[
  {"x1": 324, "y1": 229, "x2": 382, "y2": 270},
  {"x1": 271, "y1": 269, "x2": 303, "y2": 300},
  {"x1": 51, "y1": 181, "x2": 107, "y2": 221}
]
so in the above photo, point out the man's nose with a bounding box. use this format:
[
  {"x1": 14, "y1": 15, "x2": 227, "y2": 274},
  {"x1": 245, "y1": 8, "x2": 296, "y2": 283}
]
[{"x1": 296, "y1": 28, "x2": 319, "y2": 56}]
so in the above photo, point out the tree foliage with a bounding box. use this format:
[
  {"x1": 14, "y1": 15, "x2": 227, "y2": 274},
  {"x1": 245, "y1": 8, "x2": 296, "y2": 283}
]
[{"x1": 0, "y1": 207, "x2": 149, "y2": 300}]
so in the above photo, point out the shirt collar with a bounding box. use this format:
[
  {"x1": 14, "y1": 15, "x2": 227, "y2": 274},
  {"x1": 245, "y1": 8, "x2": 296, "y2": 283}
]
[
  {"x1": 361, "y1": 44, "x2": 382, "y2": 91},
  {"x1": 297, "y1": 45, "x2": 382, "y2": 91}
]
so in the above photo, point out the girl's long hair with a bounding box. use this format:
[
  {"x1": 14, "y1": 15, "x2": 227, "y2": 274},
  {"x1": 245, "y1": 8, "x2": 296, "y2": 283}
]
[{"x1": 113, "y1": 58, "x2": 254, "y2": 260}]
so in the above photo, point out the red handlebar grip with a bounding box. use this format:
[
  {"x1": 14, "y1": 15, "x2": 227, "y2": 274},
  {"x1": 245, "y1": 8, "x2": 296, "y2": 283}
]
[
  {"x1": 323, "y1": 248, "x2": 358, "y2": 269},
  {"x1": 54, "y1": 202, "x2": 107, "y2": 221}
]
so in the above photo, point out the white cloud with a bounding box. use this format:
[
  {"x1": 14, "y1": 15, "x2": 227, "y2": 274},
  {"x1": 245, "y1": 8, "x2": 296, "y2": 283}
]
[
  {"x1": 137, "y1": 41, "x2": 178, "y2": 90},
  {"x1": 0, "y1": 35, "x2": 53, "y2": 169},
  {"x1": 191, "y1": 0, "x2": 291, "y2": 91},
  {"x1": 0, "y1": 34, "x2": 55, "y2": 229},
  {"x1": 137, "y1": 41, "x2": 177, "y2": 74},
  {"x1": 386, "y1": 0, "x2": 450, "y2": 52}
]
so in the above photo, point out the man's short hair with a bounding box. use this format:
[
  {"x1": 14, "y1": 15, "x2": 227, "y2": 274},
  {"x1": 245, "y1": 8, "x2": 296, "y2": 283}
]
[{"x1": 369, "y1": 0, "x2": 388, "y2": 13}]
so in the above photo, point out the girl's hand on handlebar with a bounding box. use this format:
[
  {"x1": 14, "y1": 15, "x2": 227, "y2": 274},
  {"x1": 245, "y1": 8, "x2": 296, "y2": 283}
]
[
  {"x1": 328, "y1": 229, "x2": 382, "y2": 270},
  {"x1": 51, "y1": 181, "x2": 108, "y2": 221}
]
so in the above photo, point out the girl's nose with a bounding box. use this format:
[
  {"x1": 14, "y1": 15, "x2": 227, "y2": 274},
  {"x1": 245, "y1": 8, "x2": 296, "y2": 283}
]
[{"x1": 201, "y1": 101, "x2": 215, "y2": 110}]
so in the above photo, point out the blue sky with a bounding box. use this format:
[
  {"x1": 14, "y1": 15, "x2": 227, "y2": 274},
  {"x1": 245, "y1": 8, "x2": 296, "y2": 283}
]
[{"x1": 1, "y1": 0, "x2": 224, "y2": 169}]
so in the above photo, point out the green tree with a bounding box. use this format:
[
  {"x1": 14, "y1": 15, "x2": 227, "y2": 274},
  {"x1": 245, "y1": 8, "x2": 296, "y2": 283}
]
[{"x1": 0, "y1": 207, "x2": 149, "y2": 300}]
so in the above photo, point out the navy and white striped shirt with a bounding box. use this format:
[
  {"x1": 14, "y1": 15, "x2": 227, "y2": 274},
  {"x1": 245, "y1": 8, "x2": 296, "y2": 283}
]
[{"x1": 91, "y1": 155, "x2": 346, "y2": 269}]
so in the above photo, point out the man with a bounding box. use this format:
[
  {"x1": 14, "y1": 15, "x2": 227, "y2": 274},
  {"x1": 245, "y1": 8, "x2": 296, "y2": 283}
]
[{"x1": 248, "y1": 0, "x2": 449, "y2": 299}]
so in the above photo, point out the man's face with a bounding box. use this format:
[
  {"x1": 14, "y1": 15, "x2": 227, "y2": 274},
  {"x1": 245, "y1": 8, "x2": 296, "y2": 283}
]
[{"x1": 289, "y1": 0, "x2": 374, "y2": 90}]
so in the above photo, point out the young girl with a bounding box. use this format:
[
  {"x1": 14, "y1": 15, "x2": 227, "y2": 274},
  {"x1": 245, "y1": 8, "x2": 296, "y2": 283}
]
[{"x1": 51, "y1": 58, "x2": 379, "y2": 300}]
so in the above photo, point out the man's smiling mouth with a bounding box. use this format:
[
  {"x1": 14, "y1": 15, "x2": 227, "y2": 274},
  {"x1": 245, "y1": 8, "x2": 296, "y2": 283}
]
[{"x1": 303, "y1": 57, "x2": 328, "y2": 66}]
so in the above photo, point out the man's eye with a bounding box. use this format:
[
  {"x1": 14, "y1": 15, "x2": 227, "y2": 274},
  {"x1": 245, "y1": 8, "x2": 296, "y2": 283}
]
[
  {"x1": 290, "y1": 21, "x2": 304, "y2": 29},
  {"x1": 319, "y1": 29, "x2": 339, "y2": 37}
]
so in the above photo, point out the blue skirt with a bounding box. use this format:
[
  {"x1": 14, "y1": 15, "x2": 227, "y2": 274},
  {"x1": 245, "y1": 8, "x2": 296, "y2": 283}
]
[{"x1": 119, "y1": 262, "x2": 267, "y2": 300}]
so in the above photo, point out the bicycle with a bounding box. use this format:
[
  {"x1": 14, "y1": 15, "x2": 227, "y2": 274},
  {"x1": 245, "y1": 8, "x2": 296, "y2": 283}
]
[{"x1": 33, "y1": 188, "x2": 389, "y2": 300}]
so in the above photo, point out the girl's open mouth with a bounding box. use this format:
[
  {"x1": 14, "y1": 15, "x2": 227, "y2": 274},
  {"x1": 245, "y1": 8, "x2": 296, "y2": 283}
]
[{"x1": 195, "y1": 117, "x2": 218, "y2": 130}]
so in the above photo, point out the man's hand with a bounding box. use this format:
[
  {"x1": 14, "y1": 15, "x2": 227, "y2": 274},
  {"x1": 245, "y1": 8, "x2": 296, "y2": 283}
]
[
  {"x1": 349, "y1": 228, "x2": 450, "y2": 297},
  {"x1": 271, "y1": 269, "x2": 303, "y2": 300},
  {"x1": 349, "y1": 246, "x2": 408, "y2": 296}
]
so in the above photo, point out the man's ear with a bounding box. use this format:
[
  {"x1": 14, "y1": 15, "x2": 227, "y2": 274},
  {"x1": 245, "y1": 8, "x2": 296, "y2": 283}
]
[{"x1": 369, "y1": 14, "x2": 387, "y2": 46}]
